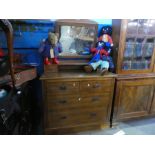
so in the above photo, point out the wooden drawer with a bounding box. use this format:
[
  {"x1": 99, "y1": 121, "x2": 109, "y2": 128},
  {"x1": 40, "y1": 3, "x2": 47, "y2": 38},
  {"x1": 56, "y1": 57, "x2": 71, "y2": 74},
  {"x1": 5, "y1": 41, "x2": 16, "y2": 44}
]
[
  {"x1": 80, "y1": 80, "x2": 113, "y2": 94},
  {"x1": 47, "y1": 95, "x2": 79, "y2": 109},
  {"x1": 47, "y1": 108, "x2": 106, "y2": 128},
  {"x1": 81, "y1": 93, "x2": 110, "y2": 107},
  {"x1": 45, "y1": 81, "x2": 79, "y2": 95},
  {"x1": 47, "y1": 93, "x2": 111, "y2": 110}
]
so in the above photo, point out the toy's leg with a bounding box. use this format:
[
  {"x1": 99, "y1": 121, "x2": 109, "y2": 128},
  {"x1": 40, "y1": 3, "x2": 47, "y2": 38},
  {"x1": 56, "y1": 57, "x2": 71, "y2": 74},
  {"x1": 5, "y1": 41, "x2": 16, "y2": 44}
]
[
  {"x1": 99, "y1": 61, "x2": 109, "y2": 75},
  {"x1": 84, "y1": 65, "x2": 93, "y2": 73},
  {"x1": 52, "y1": 57, "x2": 59, "y2": 64},
  {"x1": 101, "y1": 61, "x2": 109, "y2": 69},
  {"x1": 91, "y1": 60, "x2": 102, "y2": 70},
  {"x1": 44, "y1": 57, "x2": 51, "y2": 65},
  {"x1": 84, "y1": 60, "x2": 102, "y2": 73}
]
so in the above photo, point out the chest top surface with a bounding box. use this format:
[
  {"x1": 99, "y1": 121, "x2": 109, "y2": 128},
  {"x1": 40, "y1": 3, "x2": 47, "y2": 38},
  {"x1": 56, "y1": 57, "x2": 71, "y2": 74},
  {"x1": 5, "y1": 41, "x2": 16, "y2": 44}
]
[{"x1": 40, "y1": 70, "x2": 116, "y2": 81}]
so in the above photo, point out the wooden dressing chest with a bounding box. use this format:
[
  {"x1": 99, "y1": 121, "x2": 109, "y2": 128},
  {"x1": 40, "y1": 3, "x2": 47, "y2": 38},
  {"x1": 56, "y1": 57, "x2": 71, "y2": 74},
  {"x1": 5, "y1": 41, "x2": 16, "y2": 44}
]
[{"x1": 41, "y1": 71, "x2": 116, "y2": 134}]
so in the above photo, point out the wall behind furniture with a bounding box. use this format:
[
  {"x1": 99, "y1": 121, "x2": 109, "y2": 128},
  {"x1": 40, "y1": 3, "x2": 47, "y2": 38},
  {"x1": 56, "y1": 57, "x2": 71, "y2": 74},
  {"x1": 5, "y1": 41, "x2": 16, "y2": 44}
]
[{"x1": 0, "y1": 19, "x2": 112, "y2": 75}]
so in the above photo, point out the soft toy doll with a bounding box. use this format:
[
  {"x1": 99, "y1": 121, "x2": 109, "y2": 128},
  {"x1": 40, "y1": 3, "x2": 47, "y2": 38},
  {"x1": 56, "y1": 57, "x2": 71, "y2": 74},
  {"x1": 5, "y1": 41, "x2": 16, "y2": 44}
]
[
  {"x1": 99, "y1": 26, "x2": 114, "y2": 72},
  {"x1": 84, "y1": 41, "x2": 110, "y2": 75},
  {"x1": 39, "y1": 32, "x2": 62, "y2": 65},
  {"x1": 84, "y1": 25, "x2": 114, "y2": 74}
]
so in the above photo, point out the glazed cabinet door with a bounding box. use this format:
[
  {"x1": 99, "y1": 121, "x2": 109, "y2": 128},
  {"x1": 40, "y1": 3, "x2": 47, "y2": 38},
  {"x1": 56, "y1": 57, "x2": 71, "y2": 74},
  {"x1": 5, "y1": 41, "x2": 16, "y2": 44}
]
[
  {"x1": 115, "y1": 19, "x2": 155, "y2": 74},
  {"x1": 114, "y1": 79, "x2": 155, "y2": 120}
]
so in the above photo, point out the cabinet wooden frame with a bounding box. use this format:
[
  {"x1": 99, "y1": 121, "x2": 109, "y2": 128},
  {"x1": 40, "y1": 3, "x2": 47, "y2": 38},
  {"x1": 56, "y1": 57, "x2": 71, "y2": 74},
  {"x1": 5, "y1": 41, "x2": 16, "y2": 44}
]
[
  {"x1": 55, "y1": 19, "x2": 98, "y2": 62},
  {"x1": 112, "y1": 19, "x2": 155, "y2": 75},
  {"x1": 55, "y1": 19, "x2": 98, "y2": 46}
]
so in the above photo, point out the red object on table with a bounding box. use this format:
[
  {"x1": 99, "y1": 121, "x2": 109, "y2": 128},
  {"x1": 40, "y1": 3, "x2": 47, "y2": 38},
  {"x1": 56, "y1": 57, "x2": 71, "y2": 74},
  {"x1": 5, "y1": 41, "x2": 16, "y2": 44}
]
[{"x1": 0, "y1": 48, "x2": 5, "y2": 57}]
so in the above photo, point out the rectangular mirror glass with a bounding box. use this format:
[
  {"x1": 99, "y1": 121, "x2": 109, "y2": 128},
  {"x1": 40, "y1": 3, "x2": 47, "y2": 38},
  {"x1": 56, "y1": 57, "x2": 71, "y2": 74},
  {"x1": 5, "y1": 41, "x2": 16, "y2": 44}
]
[{"x1": 59, "y1": 26, "x2": 96, "y2": 55}]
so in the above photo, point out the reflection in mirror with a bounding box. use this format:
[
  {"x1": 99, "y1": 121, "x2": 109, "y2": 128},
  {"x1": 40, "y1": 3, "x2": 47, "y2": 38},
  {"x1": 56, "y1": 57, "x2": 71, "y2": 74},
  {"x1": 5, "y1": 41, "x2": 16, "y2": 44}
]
[{"x1": 59, "y1": 26, "x2": 96, "y2": 56}]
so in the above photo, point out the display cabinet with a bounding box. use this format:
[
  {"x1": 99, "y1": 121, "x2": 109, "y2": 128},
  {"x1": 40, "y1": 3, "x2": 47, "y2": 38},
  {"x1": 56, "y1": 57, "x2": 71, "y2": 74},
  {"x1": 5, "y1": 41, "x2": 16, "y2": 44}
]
[
  {"x1": 112, "y1": 19, "x2": 155, "y2": 74},
  {"x1": 112, "y1": 19, "x2": 155, "y2": 122}
]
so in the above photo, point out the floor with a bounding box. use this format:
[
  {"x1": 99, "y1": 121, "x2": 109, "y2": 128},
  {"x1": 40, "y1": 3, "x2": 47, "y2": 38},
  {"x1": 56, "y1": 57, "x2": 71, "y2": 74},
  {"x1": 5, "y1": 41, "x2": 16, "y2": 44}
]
[{"x1": 77, "y1": 117, "x2": 155, "y2": 135}]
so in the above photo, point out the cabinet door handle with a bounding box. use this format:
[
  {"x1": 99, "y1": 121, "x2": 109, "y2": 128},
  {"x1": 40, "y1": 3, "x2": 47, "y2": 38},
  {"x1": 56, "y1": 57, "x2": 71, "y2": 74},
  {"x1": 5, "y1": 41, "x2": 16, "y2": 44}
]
[
  {"x1": 93, "y1": 83, "x2": 101, "y2": 88},
  {"x1": 92, "y1": 96, "x2": 100, "y2": 102},
  {"x1": 59, "y1": 85, "x2": 67, "y2": 90},
  {"x1": 58, "y1": 100, "x2": 67, "y2": 104}
]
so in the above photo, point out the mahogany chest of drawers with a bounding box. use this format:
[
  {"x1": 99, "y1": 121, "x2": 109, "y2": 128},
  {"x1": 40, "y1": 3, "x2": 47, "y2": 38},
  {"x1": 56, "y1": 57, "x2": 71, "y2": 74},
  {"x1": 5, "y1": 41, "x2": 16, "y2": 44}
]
[{"x1": 40, "y1": 71, "x2": 116, "y2": 134}]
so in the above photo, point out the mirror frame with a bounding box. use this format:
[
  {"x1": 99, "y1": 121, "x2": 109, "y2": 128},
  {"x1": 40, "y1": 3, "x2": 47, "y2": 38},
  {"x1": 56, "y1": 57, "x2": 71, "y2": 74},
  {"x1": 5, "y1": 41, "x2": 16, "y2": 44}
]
[{"x1": 55, "y1": 19, "x2": 98, "y2": 58}]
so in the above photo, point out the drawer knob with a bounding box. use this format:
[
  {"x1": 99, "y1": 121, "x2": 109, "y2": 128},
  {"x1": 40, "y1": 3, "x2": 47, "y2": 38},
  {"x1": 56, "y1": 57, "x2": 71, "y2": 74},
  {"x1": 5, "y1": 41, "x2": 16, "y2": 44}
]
[
  {"x1": 73, "y1": 83, "x2": 76, "y2": 87},
  {"x1": 92, "y1": 96, "x2": 100, "y2": 102},
  {"x1": 60, "y1": 116, "x2": 67, "y2": 120},
  {"x1": 78, "y1": 97, "x2": 82, "y2": 101},
  {"x1": 59, "y1": 86, "x2": 66, "y2": 90},
  {"x1": 87, "y1": 83, "x2": 90, "y2": 87}
]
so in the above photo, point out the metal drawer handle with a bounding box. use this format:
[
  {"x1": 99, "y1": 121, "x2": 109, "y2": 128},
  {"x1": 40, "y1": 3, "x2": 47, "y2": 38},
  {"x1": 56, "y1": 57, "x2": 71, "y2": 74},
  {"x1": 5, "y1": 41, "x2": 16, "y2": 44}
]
[
  {"x1": 59, "y1": 100, "x2": 67, "y2": 104},
  {"x1": 59, "y1": 85, "x2": 67, "y2": 90},
  {"x1": 92, "y1": 96, "x2": 100, "y2": 102},
  {"x1": 60, "y1": 116, "x2": 67, "y2": 120},
  {"x1": 90, "y1": 112, "x2": 97, "y2": 117},
  {"x1": 93, "y1": 83, "x2": 101, "y2": 88}
]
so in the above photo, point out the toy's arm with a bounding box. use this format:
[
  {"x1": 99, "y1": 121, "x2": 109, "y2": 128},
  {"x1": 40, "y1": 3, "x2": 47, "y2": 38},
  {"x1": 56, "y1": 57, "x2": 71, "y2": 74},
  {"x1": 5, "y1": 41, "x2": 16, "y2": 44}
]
[
  {"x1": 90, "y1": 48, "x2": 98, "y2": 54},
  {"x1": 38, "y1": 39, "x2": 46, "y2": 54},
  {"x1": 100, "y1": 49, "x2": 109, "y2": 56},
  {"x1": 108, "y1": 36, "x2": 113, "y2": 46}
]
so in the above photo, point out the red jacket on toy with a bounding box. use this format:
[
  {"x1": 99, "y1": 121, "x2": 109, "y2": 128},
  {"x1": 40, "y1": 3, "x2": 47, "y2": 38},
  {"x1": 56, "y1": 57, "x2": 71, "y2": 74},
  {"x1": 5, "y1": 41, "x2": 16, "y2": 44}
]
[{"x1": 90, "y1": 47, "x2": 109, "y2": 59}]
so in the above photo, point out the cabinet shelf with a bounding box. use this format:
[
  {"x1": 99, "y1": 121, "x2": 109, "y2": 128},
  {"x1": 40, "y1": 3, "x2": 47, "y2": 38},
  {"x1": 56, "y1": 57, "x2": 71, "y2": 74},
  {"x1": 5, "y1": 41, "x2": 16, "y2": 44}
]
[{"x1": 127, "y1": 34, "x2": 155, "y2": 38}]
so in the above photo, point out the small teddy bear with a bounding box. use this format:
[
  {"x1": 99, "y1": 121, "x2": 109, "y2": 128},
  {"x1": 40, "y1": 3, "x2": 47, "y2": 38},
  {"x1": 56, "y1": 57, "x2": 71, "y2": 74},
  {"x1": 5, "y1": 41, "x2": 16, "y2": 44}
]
[{"x1": 39, "y1": 32, "x2": 62, "y2": 65}]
